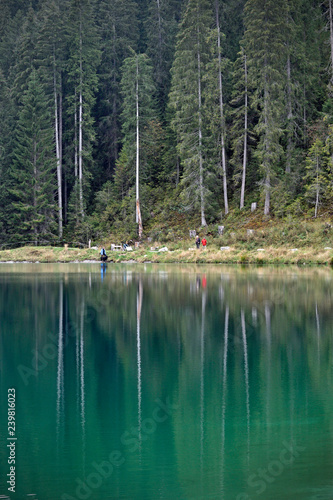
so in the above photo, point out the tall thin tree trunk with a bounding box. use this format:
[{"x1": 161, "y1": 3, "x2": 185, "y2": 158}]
[
  {"x1": 54, "y1": 49, "x2": 63, "y2": 239},
  {"x1": 215, "y1": 1, "x2": 228, "y2": 215},
  {"x1": 176, "y1": 157, "x2": 180, "y2": 187},
  {"x1": 286, "y1": 52, "x2": 292, "y2": 174},
  {"x1": 264, "y1": 173, "x2": 270, "y2": 215},
  {"x1": 240, "y1": 52, "x2": 248, "y2": 209},
  {"x1": 156, "y1": 0, "x2": 162, "y2": 59},
  {"x1": 112, "y1": 23, "x2": 118, "y2": 169},
  {"x1": 315, "y1": 158, "x2": 319, "y2": 218},
  {"x1": 74, "y1": 94, "x2": 78, "y2": 179},
  {"x1": 33, "y1": 138, "x2": 38, "y2": 245},
  {"x1": 264, "y1": 69, "x2": 270, "y2": 216},
  {"x1": 197, "y1": 27, "x2": 206, "y2": 227},
  {"x1": 79, "y1": 86, "x2": 84, "y2": 218},
  {"x1": 136, "y1": 57, "x2": 143, "y2": 239},
  {"x1": 329, "y1": 0, "x2": 333, "y2": 88},
  {"x1": 59, "y1": 77, "x2": 63, "y2": 172},
  {"x1": 303, "y1": 81, "x2": 307, "y2": 147},
  {"x1": 74, "y1": 92, "x2": 78, "y2": 222},
  {"x1": 59, "y1": 80, "x2": 65, "y2": 224},
  {"x1": 78, "y1": 17, "x2": 84, "y2": 219}
]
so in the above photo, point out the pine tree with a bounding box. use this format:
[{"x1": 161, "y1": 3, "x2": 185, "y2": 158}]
[
  {"x1": 215, "y1": 0, "x2": 229, "y2": 214},
  {"x1": 119, "y1": 52, "x2": 157, "y2": 238},
  {"x1": 8, "y1": 69, "x2": 57, "y2": 244},
  {"x1": 169, "y1": 0, "x2": 214, "y2": 226},
  {"x1": 230, "y1": 48, "x2": 253, "y2": 209},
  {"x1": 145, "y1": 0, "x2": 179, "y2": 115},
  {"x1": 37, "y1": 0, "x2": 69, "y2": 238},
  {"x1": 0, "y1": 70, "x2": 13, "y2": 243},
  {"x1": 305, "y1": 138, "x2": 329, "y2": 218},
  {"x1": 11, "y1": 7, "x2": 40, "y2": 105},
  {"x1": 243, "y1": 0, "x2": 287, "y2": 215},
  {"x1": 94, "y1": 0, "x2": 139, "y2": 178},
  {"x1": 65, "y1": 0, "x2": 101, "y2": 225},
  {"x1": 218, "y1": 0, "x2": 245, "y2": 62}
]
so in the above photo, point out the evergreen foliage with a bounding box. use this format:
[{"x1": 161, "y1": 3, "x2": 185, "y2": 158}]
[
  {"x1": 0, "y1": 0, "x2": 332, "y2": 245},
  {"x1": 8, "y1": 70, "x2": 57, "y2": 244},
  {"x1": 169, "y1": 0, "x2": 215, "y2": 226}
]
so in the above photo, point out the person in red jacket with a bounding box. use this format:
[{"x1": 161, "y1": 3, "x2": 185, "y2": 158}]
[{"x1": 201, "y1": 237, "x2": 207, "y2": 249}]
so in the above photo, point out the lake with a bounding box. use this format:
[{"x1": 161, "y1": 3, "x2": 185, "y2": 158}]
[{"x1": 0, "y1": 263, "x2": 332, "y2": 500}]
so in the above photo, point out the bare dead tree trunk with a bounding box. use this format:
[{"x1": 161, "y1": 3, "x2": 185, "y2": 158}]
[
  {"x1": 79, "y1": 84, "x2": 84, "y2": 218},
  {"x1": 315, "y1": 157, "x2": 319, "y2": 218},
  {"x1": 197, "y1": 27, "x2": 206, "y2": 227},
  {"x1": 286, "y1": 52, "x2": 293, "y2": 174},
  {"x1": 136, "y1": 57, "x2": 143, "y2": 239},
  {"x1": 240, "y1": 52, "x2": 248, "y2": 209},
  {"x1": 78, "y1": 16, "x2": 84, "y2": 219},
  {"x1": 329, "y1": 0, "x2": 333, "y2": 88},
  {"x1": 264, "y1": 67, "x2": 270, "y2": 216},
  {"x1": 54, "y1": 48, "x2": 63, "y2": 238},
  {"x1": 215, "y1": 0, "x2": 228, "y2": 215},
  {"x1": 156, "y1": 0, "x2": 162, "y2": 59}
]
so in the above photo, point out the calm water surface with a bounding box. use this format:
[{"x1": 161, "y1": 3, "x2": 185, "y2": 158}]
[{"x1": 0, "y1": 263, "x2": 333, "y2": 500}]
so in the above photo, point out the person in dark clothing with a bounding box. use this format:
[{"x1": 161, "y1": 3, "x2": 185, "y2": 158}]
[
  {"x1": 195, "y1": 235, "x2": 201, "y2": 249},
  {"x1": 100, "y1": 247, "x2": 108, "y2": 261}
]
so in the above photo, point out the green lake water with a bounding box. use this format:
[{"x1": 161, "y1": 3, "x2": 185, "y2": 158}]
[{"x1": 0, "y1": 263, "x2": 333, "y2": 500}]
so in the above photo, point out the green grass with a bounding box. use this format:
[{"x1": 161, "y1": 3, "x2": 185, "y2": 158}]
[{"x1": 0, "y1": 216, "x2": 332, "y2": 265}]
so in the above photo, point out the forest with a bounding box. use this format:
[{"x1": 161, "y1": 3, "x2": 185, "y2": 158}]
[{"x1": 0, "y1": 0, "x2": 332, "y2": 246}]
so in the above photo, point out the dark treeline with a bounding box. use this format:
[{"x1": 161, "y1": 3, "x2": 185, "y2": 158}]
[{"x1": 0, "y1": 0, "x2": 332, "y2": 245}]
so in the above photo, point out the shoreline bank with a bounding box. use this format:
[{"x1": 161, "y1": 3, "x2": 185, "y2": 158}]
[{"x1": 0, "y1": 245, "x2": 332, "y2": 266}]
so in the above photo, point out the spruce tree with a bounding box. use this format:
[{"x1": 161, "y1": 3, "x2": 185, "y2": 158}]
[
  {"x1": 8, "y1": 70, "x2": 57, "y2": 244},
  {"x1": 145, "y1": 0, "x2": 179, "y2": 115},
  {"x1": 230, "y1": 48, "x2": 254, "y2": 209},
  {"x1": 37, "y1": 0, "x2": 69, "y2": 238},
  {"x1": 95, "y1": 0, "x2": 139, "y2": 178},
  {"x1": 119, "y1": 52, "x2": 157, "y2": 237},
  {"x1": 243, "y1": 0, "x2": 289, "y2": 215},
  {"x1": 169, "y1": 0, "x2": 214, "y2": 226},
  {"x1": 305, "y1": 138, "x2": 329, "y2": 218},
  {"x1": 0, "y1": 70, "x2": 14, "y2": 244},
  {"x1": 218, "y1": 0, "x2": 245, "y2": 62},
  {"x1": 65, "y1": 0, "x2": 101, "y2": 225},
  {"x1": 11, "y1": 7, "x2": 40, "y2": 105}
]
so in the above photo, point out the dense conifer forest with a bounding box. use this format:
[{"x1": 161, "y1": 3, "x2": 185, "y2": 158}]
[{"x1": 0, "y1": 0, "x2": 332, "y2": 246}]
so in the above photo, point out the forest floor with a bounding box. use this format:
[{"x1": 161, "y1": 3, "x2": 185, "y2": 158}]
[{"x1": 0, "y1": 215, "x2": 332, "y2": 266}]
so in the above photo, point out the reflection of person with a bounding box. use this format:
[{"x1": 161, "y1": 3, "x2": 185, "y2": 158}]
[
  {"x1": 202, "y1": 237, "x2": 207, "y2": 249},
  {"x1": 195, "y1": 235, "x2": 201, "y2": 249},
  {"x1": 100, "y1": 247, "x2": 108, "y2": 261},
  {"x1": 101, "y1": 262, "x2": 107, "y2": 282}
]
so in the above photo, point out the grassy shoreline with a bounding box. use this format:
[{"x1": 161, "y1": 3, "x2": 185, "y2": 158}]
[
  {"x1": 0, "y1": 217, "x2": 332, "y2": 266},
  {"x1": 0, "y1": 244, "x2": 332, "y2": 266}
]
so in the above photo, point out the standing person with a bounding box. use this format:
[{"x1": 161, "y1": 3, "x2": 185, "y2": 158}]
[
  {"x1": 100, "y1": 247, "x2": 108, "y2": 261},
  {"x1": 195, "y1": 235, "x2": 201, "y2": 249},
  {"x1": 201, "y1": 237, "x2": 207, "y2": 249}
]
